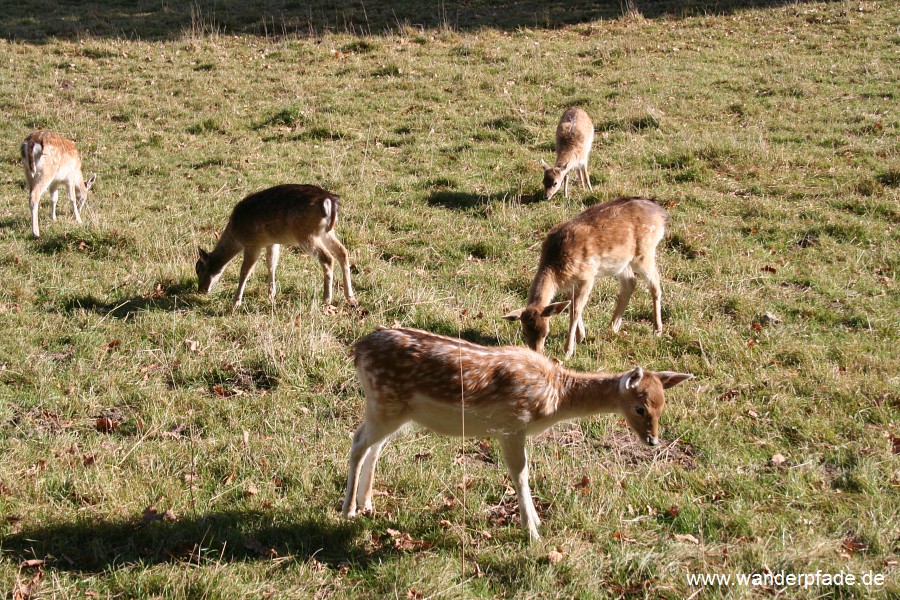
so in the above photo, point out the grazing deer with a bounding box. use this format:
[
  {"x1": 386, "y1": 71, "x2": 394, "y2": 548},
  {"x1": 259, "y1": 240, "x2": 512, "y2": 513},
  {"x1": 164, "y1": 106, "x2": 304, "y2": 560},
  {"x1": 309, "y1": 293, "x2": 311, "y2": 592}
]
[
  {"x1": 343, "y1": 326, "x2": 693, "y2": 541},
  {"x1": 541, "y1": 107, "x2": 594, "y2": 200},
  {"x1": 503, "y1": 197, "x2": 668, "y2": 358},
  {"x1": 196, "y1": 184, "x2": 357, "y2": 309},
  {"x1": 20, "y1": 131, "x2": 96, "y2": 238}
]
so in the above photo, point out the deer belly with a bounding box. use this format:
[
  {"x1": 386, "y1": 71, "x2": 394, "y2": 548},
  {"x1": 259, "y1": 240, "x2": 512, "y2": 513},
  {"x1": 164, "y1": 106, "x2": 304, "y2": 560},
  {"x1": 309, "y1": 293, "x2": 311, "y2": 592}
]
[{"x1": 407, "y1": 394, "x2": 526, "y2": 438}]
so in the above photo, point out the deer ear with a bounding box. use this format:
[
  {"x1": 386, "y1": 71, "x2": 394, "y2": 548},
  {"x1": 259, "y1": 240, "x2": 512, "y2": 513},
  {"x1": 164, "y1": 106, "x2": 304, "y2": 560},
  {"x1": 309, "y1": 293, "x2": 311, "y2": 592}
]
[
  {"x1": 656, "y1": 371, "x2": 694, "y2": 389},
  {"x1": 560, "y1": 160, "x2": 570, "y2": 171},
  {"x1": 198, "y1": 247, "x2": 209, "y2": 260},
  {"x1": 541, "y1": 301, "x2": 570, "y2": 317},
  {"x1": 85, "y1": 173, "x2": 97, "y2": 190},
  {"x1": 621, "y1": 366, "x2": 644, "y2": 390},
  {"x1": 539, "y1": 158, "x2": 551, "y2": 170},
  {"x1": 502, "y1": 308, "x2": 525, "y2": 321}
]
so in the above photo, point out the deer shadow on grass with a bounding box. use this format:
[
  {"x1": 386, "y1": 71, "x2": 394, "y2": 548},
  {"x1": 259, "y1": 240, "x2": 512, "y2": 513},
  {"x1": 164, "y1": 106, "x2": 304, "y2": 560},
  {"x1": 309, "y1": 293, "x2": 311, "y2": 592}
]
[
  {"x1": 426, "y1": 188, "x2": 542, "y2": 216},
  {"x1": 60, "y1": 279, "x2": 200, "y2": 319},
  {"x1": 1, "y1": 509, "x2": 392, "y2": 573}
]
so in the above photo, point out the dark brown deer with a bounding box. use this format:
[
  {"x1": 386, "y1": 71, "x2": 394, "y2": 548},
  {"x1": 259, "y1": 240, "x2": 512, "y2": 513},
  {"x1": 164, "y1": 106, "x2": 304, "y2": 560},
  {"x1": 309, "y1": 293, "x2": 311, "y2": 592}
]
[
  {"x1": 343, "y1": 326, "x2": 693, "y2": 541},
  {"x1": 504, "y1": 197, "x2": 668, "y2": 358},
  {"x1": 196, "y1": 184, "x2": 356, "y2": 309}
]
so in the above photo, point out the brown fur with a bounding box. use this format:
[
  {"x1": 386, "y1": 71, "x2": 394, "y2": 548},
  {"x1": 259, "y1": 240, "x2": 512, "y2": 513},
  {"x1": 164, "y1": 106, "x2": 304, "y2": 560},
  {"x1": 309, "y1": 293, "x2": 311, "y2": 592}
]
[
  {"x1": 343, "y1": 326, "x2": 693, "y2": 540},
  {"x1": 195, "y1": 184, "x2": 356, "y2": 309},
  {"x1": 504, "y1": 197, "x2": 669, "y2": 357},
  {"x1": 20, "y1": 131, "x2": 95, "y2": 238},
  {"x1": 541, "y1": 107, "x2": 594, "y2": 200}
]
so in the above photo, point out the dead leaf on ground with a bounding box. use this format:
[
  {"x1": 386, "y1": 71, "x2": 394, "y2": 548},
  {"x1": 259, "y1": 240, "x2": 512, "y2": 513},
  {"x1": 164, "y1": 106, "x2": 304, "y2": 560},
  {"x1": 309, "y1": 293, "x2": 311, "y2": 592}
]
[
  {"x1": 573, "y1": 475, "x2": 590, "y2": 490},
  {"x1": 840, "y1": 538, "x2": 868, "y2": 555},
  {"x1": 19, "y1": 559, "x2": 45, "y2": 568},
  {"x1": 12, "y1": 566, "x2": 43, "y2": 600},
  {"x1": 95, "y1": 417, "x2": 119, "y2": 433},
  {"x1": 245, "y1": 484, "x2": 260, "y2": 497},
  {"x1": 103, "y1": 339, "x2": 121, "y2": 351},
  {"x1": 612, "y1": 532, "x2": 637, "y2": 543},
  {"x1": 184, "y1": 339, "x2": 200, "y2": 352},
  {"x1": 674, "y1": 533, "x2": 700, "y2": 544},
  {"x1": 407, "y1": 589, "x2": 424, "y2": 599},
  {"x1": 770, "y1": 453, "x2": 787, "y2": 466},
  {"x1": 548, "y1": 548, "x2": 564, "y2": 564},
  {"x1": 889, "y1": 433, "x2": 900, "y2": 455}
]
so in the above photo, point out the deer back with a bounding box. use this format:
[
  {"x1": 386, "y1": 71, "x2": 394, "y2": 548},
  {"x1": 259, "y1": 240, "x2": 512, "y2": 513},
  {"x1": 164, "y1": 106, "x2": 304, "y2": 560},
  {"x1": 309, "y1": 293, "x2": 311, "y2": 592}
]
[
  {"x1": 353, "y1": 328, "x2": 563, "y2": 436},
  {"x1": 538, "y1": 197, "x2": 668, "y2": 284},
  {"x1": 225, "y1": 184, "x2": 339, "y2": 248},
  {"x1": 554, "y1": 107, "x2": 594, "y2": 165}
]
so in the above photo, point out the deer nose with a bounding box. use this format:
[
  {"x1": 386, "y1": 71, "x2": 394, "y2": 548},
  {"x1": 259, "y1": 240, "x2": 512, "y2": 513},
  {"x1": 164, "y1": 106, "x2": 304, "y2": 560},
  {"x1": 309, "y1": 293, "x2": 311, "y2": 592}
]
[{"x1": 646, "y1": 436, "x2": 659, "y2": 446}]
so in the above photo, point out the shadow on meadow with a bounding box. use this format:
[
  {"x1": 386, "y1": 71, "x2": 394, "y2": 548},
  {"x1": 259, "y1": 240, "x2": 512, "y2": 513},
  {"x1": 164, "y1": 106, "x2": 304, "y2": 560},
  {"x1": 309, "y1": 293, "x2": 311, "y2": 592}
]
[
  {"x1": 2, "y1": 509, "x2": 389, "y2": 573},
  {"x1": 60, "y1": 280, "x2": 200, "y2": 319},
  {"x1": 2, "y1": 0, "x2": 834, "y2": 42},
  {"x1": 426, "y1": 188, "x2": 541, "y2": 213}
]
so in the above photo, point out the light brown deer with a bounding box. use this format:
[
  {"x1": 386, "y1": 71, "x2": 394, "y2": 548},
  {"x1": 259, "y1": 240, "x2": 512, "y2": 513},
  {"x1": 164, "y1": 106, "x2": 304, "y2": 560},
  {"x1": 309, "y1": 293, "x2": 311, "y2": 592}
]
[
  {"x1": 21, "y1": 131, "x2": 96, "y2": 238},
  {"x1": 503, "y1": 197, "x2": 668, "y2": 358},
  {"x1": 541, "y1": 107, "x2": 594, "y2": 200},
  {"x1": 196, "y1": 184, "x2": 357, "y2": 309},
  {"x1": 343, "y1": 327, "x2": 693, "y2": 541}
]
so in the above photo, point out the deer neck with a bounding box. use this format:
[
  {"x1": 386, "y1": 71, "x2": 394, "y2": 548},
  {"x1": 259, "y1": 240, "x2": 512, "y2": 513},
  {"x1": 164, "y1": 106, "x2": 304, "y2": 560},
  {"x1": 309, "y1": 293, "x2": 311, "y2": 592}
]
[
  {"x1": 556, "y1": 371, "x2": 621, "y2": 421},
  {"x1": 527, "y1": 267, "x2": 559, "y2": 308},
  {"x1": 207, "y1": 230, "x2": 242, "y2": 275}
]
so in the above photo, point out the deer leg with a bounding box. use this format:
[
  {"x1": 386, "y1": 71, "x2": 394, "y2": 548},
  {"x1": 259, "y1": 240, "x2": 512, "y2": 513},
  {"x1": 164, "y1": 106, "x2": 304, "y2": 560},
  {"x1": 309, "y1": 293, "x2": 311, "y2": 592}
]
[
  {"x1": 343, "y1": 417, "x2": 404, "y2": 517},
  {"x1": 232, "y1": 247, "x2": 262, "y2": 309},
  {"x1": 635, "y1": 257, "x2": 663, "y2": 335},
  {"x1": 499, "y1": 433, "x2": 540, "y2": 542},
  {"x1": 564, "y1": 281, "x2": 595, "y2": 359},
  {"x1": 29, "y1": 183, "x2": 50, "y2": 238},
  {"x1": 611, "y1": 268, "x2": 638, "y2": 333},
  {"x1": 67, "y1": 181, "x2": 82, "y2": 223},
  {"x1": 312, "y1": 238, "x2": 335, "y2": 306},
  {"x1": 563, "y1": 172, "x2": 570, "y2": 199},
  {"x1": 50, "y1": 187, "x2": 60, "y2": 221},
  {"x1": 266, "y1": 244, "x2": 281, "y2": 300},
  {"x1": 323, "y1": 232, "x2": 357, "y2": 306},
  {"x1": 356, "y1": 436, "x2": 389, "y2": 512}
]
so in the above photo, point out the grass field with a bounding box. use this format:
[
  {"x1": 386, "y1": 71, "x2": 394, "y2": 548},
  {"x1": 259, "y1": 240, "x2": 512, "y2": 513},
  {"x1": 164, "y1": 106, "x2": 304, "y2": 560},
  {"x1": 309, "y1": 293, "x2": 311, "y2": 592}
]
[{"x1": 0, "y1": 0, "x2": 897, "y2": 597}]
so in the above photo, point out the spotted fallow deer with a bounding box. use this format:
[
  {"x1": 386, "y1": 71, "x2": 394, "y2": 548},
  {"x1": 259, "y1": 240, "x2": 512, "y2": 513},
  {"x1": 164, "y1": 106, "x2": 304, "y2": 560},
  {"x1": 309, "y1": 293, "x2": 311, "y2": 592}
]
[
  {"x1": 503, "y1": 197, "x2": 668, "y2": 358},
  {"x1": 343, "y1": 326, "x2": 693, "y2": 541},
  {"x1": 541, "y1": 107, "x2": 594, "y2": 200},
  {"x1": 195, "y1": 184, "x2": 357, "y2": 309},
  {"x1": 20, "y1": 131, "x2": 96, "y2": 238}
]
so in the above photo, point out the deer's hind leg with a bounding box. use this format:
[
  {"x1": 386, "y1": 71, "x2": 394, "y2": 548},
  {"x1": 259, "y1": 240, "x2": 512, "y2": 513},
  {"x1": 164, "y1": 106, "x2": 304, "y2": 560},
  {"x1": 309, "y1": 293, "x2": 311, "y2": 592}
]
[{"x1": 323, "y1": 232, "x2": 356, "y2": 305}]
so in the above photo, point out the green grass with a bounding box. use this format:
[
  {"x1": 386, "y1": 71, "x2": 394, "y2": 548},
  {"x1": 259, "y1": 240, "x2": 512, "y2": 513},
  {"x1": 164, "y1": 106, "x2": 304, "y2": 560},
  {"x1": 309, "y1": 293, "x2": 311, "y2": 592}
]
[{"x1": 1, "y1": 1, "x2": 898, "y2": 598}]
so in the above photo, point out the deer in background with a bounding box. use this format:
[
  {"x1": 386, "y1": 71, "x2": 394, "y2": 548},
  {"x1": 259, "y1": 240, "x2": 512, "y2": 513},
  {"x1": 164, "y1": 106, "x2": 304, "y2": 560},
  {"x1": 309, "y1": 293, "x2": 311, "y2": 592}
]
[
  {"x1": 541, "y1": 107, "x2": 594, "y2": 200},
  {"x1": 196, "y1": 184, "x2": 357, "y2": 309},
  {"x1": 504, "y1": 197, "x2": 668, "y2": 358},
  {"x1": 21, "y1": 131, "x2": 96, "y2": 238},
  {"x1": 343, "y1": 326, "x2": 693, "y2": 541}
]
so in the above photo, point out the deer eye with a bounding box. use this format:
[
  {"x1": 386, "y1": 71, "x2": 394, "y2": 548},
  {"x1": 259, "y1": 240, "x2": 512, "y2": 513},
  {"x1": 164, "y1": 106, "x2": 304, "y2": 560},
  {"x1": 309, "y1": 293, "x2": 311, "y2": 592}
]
[{"x1": 635, "y1": 406, "x2": 647, "y2": 416}]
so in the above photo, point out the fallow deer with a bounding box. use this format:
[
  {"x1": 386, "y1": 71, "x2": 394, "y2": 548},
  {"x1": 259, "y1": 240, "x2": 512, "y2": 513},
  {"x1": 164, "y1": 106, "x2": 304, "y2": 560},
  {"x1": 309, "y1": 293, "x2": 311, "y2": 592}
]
[
  {"x1": 21, "y1": 131, "x2": 96, "y2": 238},
  {"x1": 343, "y1": 326, "x2": 693, "y2": 541},
  {"x1": 503, "y1": 197, "x2": 668, "y2": 358},
  {"x1": 196, "y1": 184, "x2": 357, "y2": 309},
  {"x1": 541, "y1": 107, "x2": 594, "y2": 200}
]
